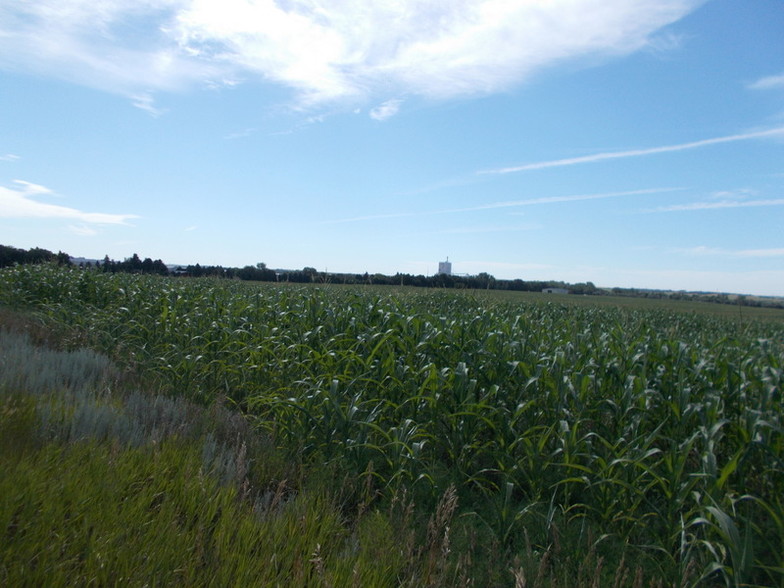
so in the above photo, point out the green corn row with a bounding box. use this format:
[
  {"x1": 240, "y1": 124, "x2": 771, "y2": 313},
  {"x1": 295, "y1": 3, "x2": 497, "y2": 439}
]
[{"x1": 2, "y1": 263, "x2": 783, "y2": 585}]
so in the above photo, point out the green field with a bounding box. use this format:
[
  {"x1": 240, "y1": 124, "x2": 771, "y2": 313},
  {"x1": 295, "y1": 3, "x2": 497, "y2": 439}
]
[
  {"x1": 2, "y1": 264, "x2": 783, "y2": 586},
  {"x1": 374, "y1": 285, "x2": 784, "y2": 323}
]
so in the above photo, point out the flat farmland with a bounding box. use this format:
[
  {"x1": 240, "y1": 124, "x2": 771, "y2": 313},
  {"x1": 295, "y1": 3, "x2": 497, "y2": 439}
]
[{"x1": 2, "y1": 264, "x2": 783, "y2": 586}]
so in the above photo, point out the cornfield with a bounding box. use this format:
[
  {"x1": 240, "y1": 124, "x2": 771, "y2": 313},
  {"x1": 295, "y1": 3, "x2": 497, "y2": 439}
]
[{"x1": 2, "y1": 264, "x2": 783, "y2": 586}]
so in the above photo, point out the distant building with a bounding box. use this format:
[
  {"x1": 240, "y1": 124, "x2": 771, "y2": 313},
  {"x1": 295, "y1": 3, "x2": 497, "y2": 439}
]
[
  {"x1": 543, "y1": 287, "x2": 569, "y2": 294},
  {"x1": 438, "y1": 258, "x2": 452, "y2": 275}
]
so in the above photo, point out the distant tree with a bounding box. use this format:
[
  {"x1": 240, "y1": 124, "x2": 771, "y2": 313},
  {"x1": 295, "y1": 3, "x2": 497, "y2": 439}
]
[
  {"x1": 187, "y1": 263, "x2": 203, "y2": 277},
  {"x1": 257, "y1": 263, "x2": 276, "y2": 281},
  {"x1": 432, "y1": 273, "x2": 454, "y2": 288},
  {"x1": 302, "y1": 267, "x2": 318, "y2": 282},
  {"x1": 237, "y1": 265, "x2": 257, "y2": 281},
  {"x1": 0, "y1": 245, "x2": 25, "y2": 267},
  {"x1": 120, "y1": 253, "x2": 143, "y2": 273},
  {"x1": 25, "y1": 247, "x2": 55, "y2": 264},
  {"x1": 56, "y1": 251, "x2": 71, "y2": 266},
  {"x1": 474, "y1": 272, "x2": 495, "y2": 290},
  {"x1": 0, "y1": 245, "x2": 72, "y2": 267},
  {"x1": 151, "y1": 259, "x2": 168, "y2": 275},
  {"x1": 236, "y1": 263, "x2": 274, "y2": 282}
]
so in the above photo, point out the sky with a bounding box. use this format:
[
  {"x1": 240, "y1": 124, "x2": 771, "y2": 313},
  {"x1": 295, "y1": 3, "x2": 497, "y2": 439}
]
[{"x1": 1, "y1": 0, "x2": 783, "y2": 296}]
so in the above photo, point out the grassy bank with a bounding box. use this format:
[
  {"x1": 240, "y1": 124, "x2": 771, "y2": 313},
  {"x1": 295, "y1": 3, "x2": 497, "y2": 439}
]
[{"x1": 0, "y1": 324, "x2": 428, "y2": 586}]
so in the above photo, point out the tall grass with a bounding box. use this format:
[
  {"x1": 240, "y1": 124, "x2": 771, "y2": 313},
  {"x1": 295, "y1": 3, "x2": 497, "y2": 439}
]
[
  {"x1": 2, "y1": 263, "x2": 783, "y2": 585},
  {"x1": 0, "y1": 324, "x2": 424, "y2": 586}
]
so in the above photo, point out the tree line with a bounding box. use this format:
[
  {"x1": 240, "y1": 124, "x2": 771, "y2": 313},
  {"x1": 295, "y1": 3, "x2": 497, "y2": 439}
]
[
  {"x1": 4, "y1": 244, "x2": 782, "y2": 308},
  {"x1": 0, "y1": 245, "x2": 598, "y2": 293},
  {"x1": 0, "y1": 245, "x2": 71, "y2": 267}
]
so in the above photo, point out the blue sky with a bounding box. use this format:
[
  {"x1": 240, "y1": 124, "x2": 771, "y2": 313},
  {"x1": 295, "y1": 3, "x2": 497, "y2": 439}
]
[{"x1": 1, "y1": 0, "x2": 783, "y2": 295}]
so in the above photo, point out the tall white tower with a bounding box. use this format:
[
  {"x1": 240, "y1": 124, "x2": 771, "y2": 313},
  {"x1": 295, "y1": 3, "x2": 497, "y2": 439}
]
[{"x1": 438, "y1": 257, "x2": 452, "y2": 275}]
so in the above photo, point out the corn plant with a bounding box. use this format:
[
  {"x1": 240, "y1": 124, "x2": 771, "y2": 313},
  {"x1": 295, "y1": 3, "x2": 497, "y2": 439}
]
[{"x1": 2, "y1": 263, "x2": 783, "y2": 585}]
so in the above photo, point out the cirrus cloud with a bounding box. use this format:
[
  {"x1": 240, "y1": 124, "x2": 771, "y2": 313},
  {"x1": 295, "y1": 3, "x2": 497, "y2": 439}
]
[
  {"x1": 644, "y1": 198, "x2": 784, "y2": 213},
  {"x1": 0, "y1": 0, "x2": 705, "y2": 114},
  {"x1": 749, "y1": 72, "x2": 784, "y2": 90},
  {"x1": 481, "y1": 126, "x2": 784, "y2": 174},
  {"x1": 675, "y1": 246, "x2": 784, "y2": 259},
  {"x1": 0, "y1": 180, "x2": 138, "y2": 225},
  {"x1": 370, "y1": 99, "x2": 404, "y2": 122}
]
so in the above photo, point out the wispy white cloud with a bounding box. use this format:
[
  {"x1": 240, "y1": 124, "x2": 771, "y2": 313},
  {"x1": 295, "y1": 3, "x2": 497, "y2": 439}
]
[
  {"x1": 68, "y1": 224, "x2": 100, "y2": 236},
  {"x1": 644, "y1": 198, "x2": 784, "y2": 213},
  {"x1": 370, "y1": 99, "x2": 403, "y2": 121},
  {"x1": 224, "y1": 127, "x2": 256, "y2": 140},
  {"x1": 324, "y1": 187, "x2": 680, "y2": 224},
  {"x1": 324, "y1": 211, "x2": 419, "y2": 225},
  {"x1": 267, "y1": 113, "x2": 329, "y2": 136},
  {"x1": 677, "y1": 246, "x2": 784, "y2": 258},
  {"x1": 644, "y1": 31, "x2": 687, "y2": 55},
  {"x1": 0, "y1": 180, "x2": 138, "y2": 224},
  {"x1": 11, "y1": 180, "x2": 53, "y2": 195},
  {"x1": 748, "y1": 72, "x2": 784, "y2": 90},
  {"x1": 481, "y1": 127, "x2": 784, "y2": 174},
  {"x1": 706, "y1": 188, "x2": 756, "y2": 200},
  {"x1": 448, "y1": 188, "x2": 682, "y2": 212},
  {"x1": 0, "y1": 154, "x2": 20, "y2": 161},
  {"x1": 0, "y1": 1, "x2": 217, "y2": 102},
  {"x1": 131, "y1": 93, "x2": 166, "y2": 116},
  {"x1": 0, "y1": 0, "x2": 704, "y2": 109},
  {"x1": 432, "y1": 223, "x2": 539, "y2": 235}
]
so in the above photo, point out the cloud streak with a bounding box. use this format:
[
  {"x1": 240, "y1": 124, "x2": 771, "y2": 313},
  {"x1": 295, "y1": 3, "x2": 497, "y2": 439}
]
[
  {"x1": 749, "y1": 72, "x2": 784, "y2": 90},
  {"x1": 370, "y1": 99, "x2": 403, "y2": 122},
  {"x1": 481, "y1": 127, "x2": 784, "y2": 174},
  {"x1": 131, "y1": 93, "x2": 166, "y2": 117},
  {"x1": 447, "y1": 188, "x2": 682, "y2": 212},
  {"x1": 0, "y1": 0, "x2": 704, "y2": 111},
  {"x1": 432, "y1": 223, "x2": 539, "y2": 235},
  {"x1": 644, "y1": 198, "x2": 784, "y2": 213},
  {"x1": 325, "y1": 187, "x2": 680, "y2": 224},
  {"x1": 323, "y1": 211, "x2": 420, "y2": 225},
  {"x1": 0, "y1": 180, "x2": 138, "y2": 225},
  {"x1": 678, "y1": 246, "x2": 784, "y2": 258}
]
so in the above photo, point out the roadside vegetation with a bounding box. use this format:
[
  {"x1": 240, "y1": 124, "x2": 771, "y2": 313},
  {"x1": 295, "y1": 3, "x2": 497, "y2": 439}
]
[{"x1": 2, "y1": 264, "x2": 783, "y2": 586}]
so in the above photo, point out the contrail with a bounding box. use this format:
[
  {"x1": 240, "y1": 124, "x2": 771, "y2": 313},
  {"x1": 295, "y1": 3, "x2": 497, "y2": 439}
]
[
  {"x1": 322, "y1": 187, "x2": 680, "y2": 224},
  {"x1": 480, "y1": 127, "x2": 784, "y2": 174}
]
